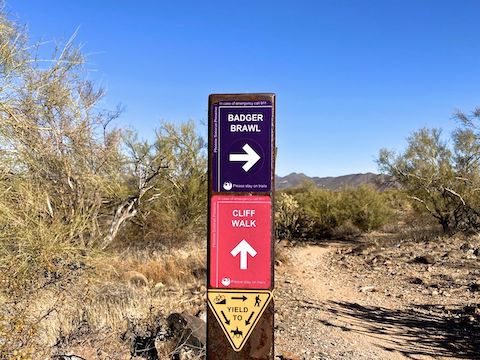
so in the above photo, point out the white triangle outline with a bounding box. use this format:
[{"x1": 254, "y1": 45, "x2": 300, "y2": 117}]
[{"x1": 207, "y1": 289, "x2": 273, "y2": 352}]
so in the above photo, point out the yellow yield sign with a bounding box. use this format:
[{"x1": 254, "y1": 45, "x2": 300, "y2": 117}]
[{"x1": 207, "y1": 289, "x2": 273, "y2": 352}]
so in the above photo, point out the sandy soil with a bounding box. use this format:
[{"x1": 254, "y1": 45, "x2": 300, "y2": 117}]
[{"x1": 275, "y1": 237, "x2": 480, "y2": 360}]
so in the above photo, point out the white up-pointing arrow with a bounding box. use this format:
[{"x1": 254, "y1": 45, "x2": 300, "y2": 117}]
[
  {"x1": 229, "y1": 144, "x2": 261, "y2": 172},
  {"x1": 230, "y1": 239, "x2": 257, "y2": 270}
]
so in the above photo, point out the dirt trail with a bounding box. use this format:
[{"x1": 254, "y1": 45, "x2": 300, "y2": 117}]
[{"x1": 275, "y1": 243, "x2": 474, "y2": 360}]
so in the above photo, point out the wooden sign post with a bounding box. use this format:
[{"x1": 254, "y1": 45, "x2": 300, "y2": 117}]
[{"x1": 207, "y1": 93, "x2": 275, "y2": 359}]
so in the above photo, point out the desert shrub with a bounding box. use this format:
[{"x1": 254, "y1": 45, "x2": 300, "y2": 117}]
[
  {"x1": 276, "y1": 184, "x2": 394, "y2": 240},
  {"x1": 296, "y1": 188, "x2": 341, "y2": 238},
  {"x1": 153, "y1": 121, "x2": 207, "y2": 234},
  {"x1": 378, "y1": 128, "x2": 460, "y2": 234},
  {"x1": 382, "y1": 189, "x2": 411, "y2": 214},
  {"x1": 339, "y1": 185, "x2": 393, "y2": 232},
  {"x1": 118, "y1": 121, "x2": 207, "y2": 248},
  {"x1": 275, "y1": 192, "x2": 304, "y2": 240},
  {"x1": 329, "y1": 220, "x2": 362, "y2": 239},
  {"x1": 379, "y1": 109, "x2": 480, "y2": 234},
  {"x1": 0, "y1": 11, "x2": 172, "y2": 357},
  {"x1": 0, "y1": 174, "x2": 93, "y2": 357}
]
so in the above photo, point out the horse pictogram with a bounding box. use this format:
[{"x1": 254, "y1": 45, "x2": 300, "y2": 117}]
[{"x1": 230, "y1": 327, "x2": 243, "y2": 338}]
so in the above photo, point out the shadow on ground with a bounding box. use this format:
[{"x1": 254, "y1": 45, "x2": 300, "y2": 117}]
[{"x1": 321, "y1": 301, "x2": 480, "y2": 359}]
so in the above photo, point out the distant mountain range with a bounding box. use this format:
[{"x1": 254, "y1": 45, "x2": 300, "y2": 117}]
[{"x1": 275, "y1": 172, "x2": 397, "y2": 191}]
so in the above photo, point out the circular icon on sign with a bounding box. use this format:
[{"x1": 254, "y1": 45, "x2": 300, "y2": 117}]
[
  {"x1": 223, "y1": 181, "x2": 233, "y2": 191},
  {"x1": 221, "y1": 277, "x2": 231, "y2": 286}
]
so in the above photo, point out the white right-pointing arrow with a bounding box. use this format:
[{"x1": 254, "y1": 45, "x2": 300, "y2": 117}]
[
  {"x1": 230, "y1": 239, "x2": 257, "y2": 270},
  {"x1": 229, "y1": 144, "x2": 261, "y2": 172}
]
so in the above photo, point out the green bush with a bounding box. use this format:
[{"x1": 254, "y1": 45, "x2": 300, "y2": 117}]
[
  {"x1": 118, "y1": 121, "x2": 207, "y2": 248},
  {"x1": 296, "y1": 188, "x2": 341, "y2": 238},
  {"x1": 275, "y1": 185, "x2": 394, "y2": 240},
  {"x1": 0, "y1": 10, "x2": 207, "y2": 356},
  {"x1": 275, "y1": 193, "x2": 304, "y2": 240},
  {"x1": 339, "y1": 185, "x2": 393, "y2": 232},
  {"x1": 379, "y1": 110, "x2": 480, "y2": 234}
]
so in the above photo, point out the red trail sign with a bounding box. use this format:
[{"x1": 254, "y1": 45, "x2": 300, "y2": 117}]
[{"x1": 210, "y1": 195, "x2": 272, "y2": 289}]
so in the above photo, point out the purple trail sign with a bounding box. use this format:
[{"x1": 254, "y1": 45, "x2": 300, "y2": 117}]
[{"x1": 211, "y1": 97, "x2": 274, "y2": 193}]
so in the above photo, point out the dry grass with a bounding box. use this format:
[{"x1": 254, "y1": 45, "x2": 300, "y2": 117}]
[
  {"x1": 0, "y1": 240, "x2": 207, "y2": 359},
  {"x1": 0, "y1": 9, "x2": 211, "y2": 359},
  {"x1": 108, "y1": 243, "x2": 207, "y2": 287}
]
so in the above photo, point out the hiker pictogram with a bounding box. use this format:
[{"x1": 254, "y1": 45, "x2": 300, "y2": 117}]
[{"x1": 207, "y1": 289, "x2": 273, "y2": 351}]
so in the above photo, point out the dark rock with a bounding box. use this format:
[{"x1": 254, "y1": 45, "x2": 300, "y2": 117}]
[
  {"x1": 132, "y1": 336, "x2": 158, "y2": 360},
  {"x1": 410, "y1": 277, "x2": 424, "y2": 285},
  {"x1": 367, "y1": 255, "x2": 385, "y2": 265},
  {"x1": 351, "y1": 244, "x2": 373, "y2": 256},
  {"x1": 191, "y1": 267, "x2": 207, "y2": 280},
  {"x1": 468, "y1": 282, "x2": 480, "y2": 292},
  {"x1": 52, "y1": 356, "x2": 87, "y2": 360},
  {"x1": 167, "y1": 313, "x2": 206, "y2": 349},
  {"x1": 414, "y1": 255, "x2": 436, "y2": 265},
  {"x1": 122, "y1": 312, "x2": 169, "y2": 360},
  {"x1": 460, "y1": 242, "x2": 474, "y2": 251},
  {"x1": 463, "y1": 305, "x2": 479, "y2": 315},
  {"x1": 277, "y1": 351, "x2": 301, "y2": 360},
  {"x1": 442, "y1": 250, "x2": 457, "y2": 258},
  {"x1": 277, "y1": 239, "x2": 292, "y2": 248},
  {"x1": 124, "y1": 313, "x2": 206, "y2": 360}
]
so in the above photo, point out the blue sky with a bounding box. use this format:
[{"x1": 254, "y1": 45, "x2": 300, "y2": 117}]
[{"x1": 7, "y1": 1, "x2": 480, "y2": 177}]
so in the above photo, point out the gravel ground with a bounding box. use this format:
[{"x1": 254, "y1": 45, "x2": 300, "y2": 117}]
[{"x1": 274, "y1": 235, "x2": 480, "y2": 360}]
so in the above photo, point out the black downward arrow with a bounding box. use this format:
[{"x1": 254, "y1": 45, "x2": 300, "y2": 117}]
[
  {"x1": 221, "y1": 311, "x2": 230, "y2": 325},
  {"x1": 231, "y1": 295, "x2": 247, "y2": 301},
  {"x1": 245, "y1": 311, "x2": 255, "y2": 325}
]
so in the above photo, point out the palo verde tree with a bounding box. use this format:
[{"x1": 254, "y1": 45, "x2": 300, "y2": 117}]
[
  {"x1": 452, "y1": 108, "x2": 480, "y2": 229},
  {"x1": 0, "y1": 10, "x2": 165, "y2": 295},
  {"x1": 121, "y1": 121, "x2": 207, "y2": 247},
  {"x1": 378, "y1": 109, "x2": 480, "y2": 234}
]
